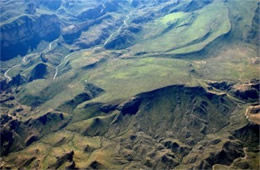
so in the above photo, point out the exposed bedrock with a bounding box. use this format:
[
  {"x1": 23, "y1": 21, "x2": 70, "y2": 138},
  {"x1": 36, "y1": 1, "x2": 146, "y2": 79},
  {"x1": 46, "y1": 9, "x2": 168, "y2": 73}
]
[{"x1": 0, "y1": 14, "x2": 60, "y2": 61}]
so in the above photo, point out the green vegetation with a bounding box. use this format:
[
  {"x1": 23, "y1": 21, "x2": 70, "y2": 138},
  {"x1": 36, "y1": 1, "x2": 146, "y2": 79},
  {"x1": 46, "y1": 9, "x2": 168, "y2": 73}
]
[
  {"x1": 0, "y1": 0, "x2": 259, "y2": 169},
  {"x1": 130, "y1": 0, "x2": 231, "y2": 55},
  {"x1": 160, "y1": 12, "x2": 187, "y2": 25}
]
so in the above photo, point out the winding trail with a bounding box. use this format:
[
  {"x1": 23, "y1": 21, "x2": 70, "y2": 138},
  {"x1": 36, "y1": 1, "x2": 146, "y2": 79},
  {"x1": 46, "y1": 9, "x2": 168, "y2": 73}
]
[
  {"x1": 53, "y1": 51, "x2": 78, "y2": 80},
  {"x1": 49, "y1": 41, "x2": 54, "y2": 51},
  {"x1": 5, "y1": 11, "x2": 134, "y2": 81},
  {"x1": 22, "y1": 55, "x2": 28, "y2": 63},
  {"x1": 53, "y1": 67, "x2": 59, "y2": 80},
  {"x1": 4, "y1": 38, "x2": 59, "y2": 81},
  {"x1": 6, "y1": 15, "x2": 131, "y2": 82},
  {"x1": 49, "y1": 38, "x2": 58, "y2": 51},
  {"x1": 53, "y1": 47, "x2": 100, "y2": 80},
  {"x1": 104, "y1": 12, "x2": 132, "y2": 46},
  {"x1": 53, "y1": 54, "x2": 70, "y2": 80},
  {"x1": 22, "y1": 53, "x2": 35, "y2": 64},
  {"x1": 4, "y1": 65, "x2": 19, "y2": 81},
  {"x1": 53, "y1": 12, "x2": 133, "y2": 80},
  {"x1": 22, "y1": 38, "x2": 57, "y2": 64},
  {"x1": 100, "y1": 3, "x2": 105, "y2": 14},
  {"x1": 4, "y1": 67, "x2": 12, "y2": 81}
]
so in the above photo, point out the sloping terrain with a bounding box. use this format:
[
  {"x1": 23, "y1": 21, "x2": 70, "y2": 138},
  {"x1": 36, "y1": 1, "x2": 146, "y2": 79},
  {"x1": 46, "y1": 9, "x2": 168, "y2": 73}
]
[{"x1": 0, "y1": 0, "x2": 259, "y2": 169}]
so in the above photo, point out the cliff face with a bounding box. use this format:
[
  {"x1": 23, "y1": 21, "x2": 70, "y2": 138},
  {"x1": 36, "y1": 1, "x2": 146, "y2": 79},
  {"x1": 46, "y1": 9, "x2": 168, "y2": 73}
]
[
  {"x1": 247, "y1": 2, "x2": 259, "y2": 45},
  {"x1": 0, "y1": 0, "x2": 259, "y2": 169},
  {"x1": 28, "y1": 63, "x2": 48, "y2": 82},
  {"x1": 0, "y1": 14, "x2": 60, "y2": 61}
]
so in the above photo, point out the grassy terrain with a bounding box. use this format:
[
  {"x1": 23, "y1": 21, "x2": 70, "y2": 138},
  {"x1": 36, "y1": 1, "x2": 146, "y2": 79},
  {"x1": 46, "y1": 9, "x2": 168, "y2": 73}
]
[
  {"x1": 16, "y1": 39, "x2": 259, "y2": 111},
  {"x1": 1, "y1": 0, "x2": 259, "y2": 169},
  {"x1": 129, "y1": 0, "x2": 231, "y2": 55}
]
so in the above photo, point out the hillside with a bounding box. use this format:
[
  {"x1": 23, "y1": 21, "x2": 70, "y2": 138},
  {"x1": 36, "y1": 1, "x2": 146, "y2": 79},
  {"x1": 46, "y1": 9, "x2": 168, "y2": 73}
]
[{"x1": 0, "y1": 0, "x2": 259, "y2": 169}]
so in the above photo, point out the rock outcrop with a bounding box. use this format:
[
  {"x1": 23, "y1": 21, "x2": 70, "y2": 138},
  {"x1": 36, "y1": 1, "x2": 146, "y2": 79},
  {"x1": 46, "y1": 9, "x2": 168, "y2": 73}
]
[
  {"x1": 57, "y1": 83, "x2": 104, "y2": 113},
  {"x1": 229, "y1": 80, "x2": 259, "y2": 101},
  {"x1": 0, "y1": 112, "x2": 68, "y2": 156},
  {"x1": 49, "y1": 151, "x2": 74, "y2": 169},
  {"x1": 247, "y1": 2, "x2": 259, "y2": 45},
  {"x1": 0, "y1": 14, "x2": 60, "y2": 61},
  {"x1": 0, "y1": 74, "x2": 26, "y2": 92},
  {"x1": 28, "y1": 63, "x2": 48, "y2": 82}
]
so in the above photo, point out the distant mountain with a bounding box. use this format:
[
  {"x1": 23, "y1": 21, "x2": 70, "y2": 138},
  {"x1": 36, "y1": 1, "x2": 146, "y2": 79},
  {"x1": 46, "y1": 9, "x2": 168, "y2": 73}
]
[{"x1": 0, "y1": 0, "x2": 259, "y2": 169}]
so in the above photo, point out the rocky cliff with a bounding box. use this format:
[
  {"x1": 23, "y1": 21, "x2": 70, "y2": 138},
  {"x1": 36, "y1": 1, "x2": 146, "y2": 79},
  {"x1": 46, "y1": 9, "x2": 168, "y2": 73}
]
[{"x1": 0, "y1": 14, "x2": 60, "y2": 61}]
